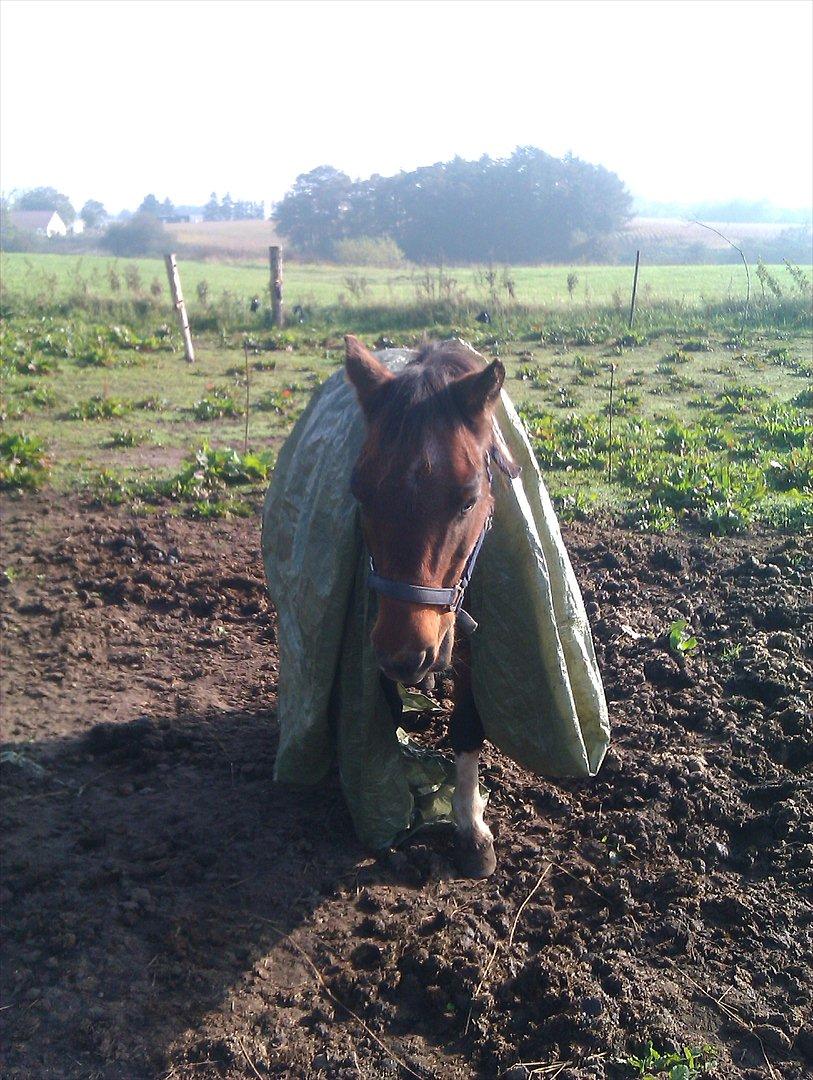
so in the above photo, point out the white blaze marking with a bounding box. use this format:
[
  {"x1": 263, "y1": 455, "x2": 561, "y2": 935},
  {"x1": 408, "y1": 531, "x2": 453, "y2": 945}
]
[{"x1": 452, "y1": 750, "x2": 492, "y2": 843}]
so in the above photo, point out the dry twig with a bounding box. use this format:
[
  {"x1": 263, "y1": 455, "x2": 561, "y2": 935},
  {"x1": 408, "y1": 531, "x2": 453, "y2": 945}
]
[
  {"x1": 236, "y1": 1035, "x2": 264, "y2": 1080},
  {"x1": 256, "y1": 918, "x2": 424, "y2": 1080},
  {"x1": 464, "y1": 863, "x2": 552, "y2": 1035},
  {"x1": 662, "y1": 956, "x2": 777, "y2": 1079}
]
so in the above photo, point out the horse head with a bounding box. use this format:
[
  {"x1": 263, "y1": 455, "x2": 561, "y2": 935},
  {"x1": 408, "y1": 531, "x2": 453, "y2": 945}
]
[{"x1": 345, "y1": 335, "x2": 516, "y2": 685}]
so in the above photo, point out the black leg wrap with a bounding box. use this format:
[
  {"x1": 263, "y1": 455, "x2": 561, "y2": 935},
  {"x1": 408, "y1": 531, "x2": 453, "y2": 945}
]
[{"x1": 449, "y1": 691, "x2": 485, "y2": 755}]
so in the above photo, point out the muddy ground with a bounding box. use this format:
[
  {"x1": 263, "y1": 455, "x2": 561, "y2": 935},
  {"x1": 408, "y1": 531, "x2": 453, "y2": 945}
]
[{"x1": 1, "y1": 494, "x2": 811, "y2": 1079}]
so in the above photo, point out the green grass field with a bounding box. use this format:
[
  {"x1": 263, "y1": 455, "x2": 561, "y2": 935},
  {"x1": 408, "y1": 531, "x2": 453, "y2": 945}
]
[
  {"x1": 0, "y1": 251, "x2": 781, "y2": 310},
  {"x1": 2, "y1": 252, "x2": 811, "y2": 533}
]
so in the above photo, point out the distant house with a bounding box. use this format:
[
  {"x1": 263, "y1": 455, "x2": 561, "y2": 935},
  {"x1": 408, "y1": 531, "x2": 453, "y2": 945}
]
[
  {"x1": 9, "y1": 210, "x2": 68, "y2": 238},
  {"x1": 160, "y1": 206, "x2": 205, "y2": 224}
]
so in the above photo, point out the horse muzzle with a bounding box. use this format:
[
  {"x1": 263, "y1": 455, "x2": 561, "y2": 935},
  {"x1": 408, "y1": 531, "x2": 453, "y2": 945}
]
[{"x1": 375, "y1": 647, "x2": 435, "y2": 685}]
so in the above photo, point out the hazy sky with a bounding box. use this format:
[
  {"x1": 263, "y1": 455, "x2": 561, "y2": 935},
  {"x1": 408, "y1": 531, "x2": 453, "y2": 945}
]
[{"x1": 1, "y1": 0, "x2": 811, "y2": 214}]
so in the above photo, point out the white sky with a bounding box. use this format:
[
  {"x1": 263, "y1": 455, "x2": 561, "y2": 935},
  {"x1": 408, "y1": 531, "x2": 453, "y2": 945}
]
[{"x1": 1, "y1": 0, "x2": 811, "y2": 214}]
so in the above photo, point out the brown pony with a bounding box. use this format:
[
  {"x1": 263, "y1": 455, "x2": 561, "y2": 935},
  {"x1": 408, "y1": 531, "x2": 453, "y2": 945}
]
[{"x1": 345, "y1": 335, "x2": 518, "y2": 877}]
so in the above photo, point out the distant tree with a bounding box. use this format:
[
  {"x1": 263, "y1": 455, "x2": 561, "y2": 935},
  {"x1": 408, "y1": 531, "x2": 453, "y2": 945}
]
[
  {"x1": 80, "y1": 199, "x2": 107, "y2": 230},
  {"x1": 203, "y1": 192, "x2": 222, "y2": 221},
  {"x1": 138, "y1": 194, "x2": 175, "y2": 219},
  {"x1": 273, "y1": 150, "x2": 632, "y2": 263},
  {"x1": 0, "y1": 196, "x2": 30, "y2": 251},
  {"x1": 100, "y1": 212, "x2": 168, "y2": 256},
  {"x1": 138, "y1": 193, "x2": 162, "y2": 216},
  {"x1": 203, "y1": 192, "x2": 264, "y2": 221},
  {"x1": 274, "y1": 166, "x2": 354, "y2": 257},
  {"x1": 15, "y1": 186, "x2": 76, "y2": 224},
  {"x1": 233, "y1": 199, "x2": 264, "y2": 220}
]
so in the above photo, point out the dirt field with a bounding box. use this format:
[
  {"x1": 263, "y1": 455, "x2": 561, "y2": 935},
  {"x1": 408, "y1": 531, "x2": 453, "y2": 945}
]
[{"x1": 1, "y1": 496, "x2": 812, "y2": 1079}]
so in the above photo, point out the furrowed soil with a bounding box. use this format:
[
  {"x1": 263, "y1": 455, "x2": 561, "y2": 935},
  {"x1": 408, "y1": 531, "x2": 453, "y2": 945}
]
[{"x1": 1, "y1": 495, "x2": 811, "y2": 1080}]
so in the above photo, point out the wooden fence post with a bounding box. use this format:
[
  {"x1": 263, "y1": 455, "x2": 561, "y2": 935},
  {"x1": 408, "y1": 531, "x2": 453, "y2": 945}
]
[
  {"x1": 164, "y1": 253, "x2": 195, "y2": 363},
  {"x1": 269, "y1": 245, "x2": 284, "y2": 328},
  {"x1": 628, "y1": 249, "x2": 641, "y2": 330}
]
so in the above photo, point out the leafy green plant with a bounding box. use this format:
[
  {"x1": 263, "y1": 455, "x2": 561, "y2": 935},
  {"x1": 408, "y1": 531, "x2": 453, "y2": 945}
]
[
  {"x1": 767, "y1": 448, "x2": 813, "y2": 492},
  {"x1": 759, "y1": 491, "x2": 813, "y2": 530},
  {"x1": 255, "y1": 388, "x2": 295, "y2": 414},
  {"x1": 573, "y1": 353, "x2": 601, "y2": 377},
  {"x1": 603, "y1": 389, "x2": 640, "y2": 417},
  {"x1": 668, "y1": 619, "x2": 698, "y2": 655},
  {"x1": 25, "y1": 384, "x2": 58, "y2": 408},
  {"x1": 107, "y1": 323, "x2": 170, "y2": 352},
  {"x1": 717, "y1": 383, "x2": 767, "y2": 415},
  {"x1": 67, "y1": 395, "x2": 130, "y2": 420},
  {"x1": 554, "y1": 489, "x2": 598, "y2": 522},
  {"x1": 617, "y1": 331, "x2": 648, "y2": 348},
  {"x1": 191, "y1": 387, "x2": 242, "y2": 420},
  {"x1": 107, "y1": 429, "x2": 145, "y2": 448},
  {"x1": 554, "y1": 385, "x2": 579, "y2": 408},
  {"x1": 13, "y1": 352, "x2": 59, "y2": 375},
  {"x1": 662, "y1": 349, "x2": 690, "y2": 365},
  {"x1": 186, "y1": 497, "x2": 252, "y2": 519},
  {"x1": 86, "y1": 469, "x2": 132, "y2": 505},
  {"x1": 783, "y1": 259, "x2": 811, "y2": 294},
  {"x1": 170, "y1": 444, "x2": 274, "y2": 499},
  {"x1": 0, "y1": 432, "x2": 48, "y2": 490},
  {"x1": 87, "y1": 445, "x2": 274, "y2": 509},
  {"x1": 75, "y1": 340, "x2": 117, "y2": 367},
  {"x1": 516, "y1": 363, "x2": 549, "y2": 388},
  {"x1": 625, "y1": 501, "x2": 676, "y2": 533},
  {"x1": 625, "y1": 1041, "x2": 717, "y2": 1078},
  {"x1": 136, "y1": 396, "x2": 168, "y2": 412}
]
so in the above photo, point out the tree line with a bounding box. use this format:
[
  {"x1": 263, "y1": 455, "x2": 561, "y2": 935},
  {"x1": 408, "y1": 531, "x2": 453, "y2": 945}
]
[
  {"x1": 274, "y1": 147, "x2": 633, "y2": 263},
  {"x1": 1, "y1": 187, "x2": 266, "y2": 255}
]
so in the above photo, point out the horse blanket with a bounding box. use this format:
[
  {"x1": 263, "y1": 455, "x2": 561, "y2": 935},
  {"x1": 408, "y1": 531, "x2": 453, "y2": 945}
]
[{"x1": 262, "y1": 342, "x2": 610, "y2": 849}]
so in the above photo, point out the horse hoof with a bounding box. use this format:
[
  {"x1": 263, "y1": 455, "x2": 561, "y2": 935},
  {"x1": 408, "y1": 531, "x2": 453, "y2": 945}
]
[{"x1": 455, "y1": 833, "x2": 497, "y2": 879}]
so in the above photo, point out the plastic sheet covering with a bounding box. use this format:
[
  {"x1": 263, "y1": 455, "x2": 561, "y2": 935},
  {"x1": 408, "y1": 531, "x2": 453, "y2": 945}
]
[{"x1": 262, "y1": 344, "x2": 610, "y2": 849}]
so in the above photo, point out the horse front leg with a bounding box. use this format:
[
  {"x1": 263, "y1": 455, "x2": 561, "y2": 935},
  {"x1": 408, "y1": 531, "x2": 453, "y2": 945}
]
[{"x1": 450, "y1": 637, "x2": 496, "y2": 878}]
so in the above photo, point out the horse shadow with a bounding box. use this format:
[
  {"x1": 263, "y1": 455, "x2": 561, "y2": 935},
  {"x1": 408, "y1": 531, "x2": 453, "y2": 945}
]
[{"x1": 1, "y1": 704, "x2": 415, "y2": 1078}]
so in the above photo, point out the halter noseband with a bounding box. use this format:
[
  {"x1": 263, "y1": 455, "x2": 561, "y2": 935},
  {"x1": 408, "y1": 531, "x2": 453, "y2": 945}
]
[{"x1": 366, "y1": 457, "x2": 493, "y2": 634}]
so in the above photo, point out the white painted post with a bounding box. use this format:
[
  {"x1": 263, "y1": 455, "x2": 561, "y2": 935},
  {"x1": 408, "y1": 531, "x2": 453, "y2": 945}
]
[{"x1": 164, "y1": 253, "x2": 196, "y2": 363}]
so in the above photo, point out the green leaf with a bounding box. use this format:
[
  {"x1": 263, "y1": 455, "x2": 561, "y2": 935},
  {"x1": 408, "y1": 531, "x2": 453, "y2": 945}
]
[{"x1": 397, "y1": 684, "x2": 445, "y2": 714}]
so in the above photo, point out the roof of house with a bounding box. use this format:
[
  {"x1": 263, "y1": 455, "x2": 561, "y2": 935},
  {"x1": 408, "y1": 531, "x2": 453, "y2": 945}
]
[{"x1": 9, "y1": 209, "x2": 63, "y2": 229}]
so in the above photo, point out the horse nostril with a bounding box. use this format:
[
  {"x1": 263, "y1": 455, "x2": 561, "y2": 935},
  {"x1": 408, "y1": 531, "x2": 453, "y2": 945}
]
[{"x1": 377, "y1": 649, "x2": 431, "y2": 684}]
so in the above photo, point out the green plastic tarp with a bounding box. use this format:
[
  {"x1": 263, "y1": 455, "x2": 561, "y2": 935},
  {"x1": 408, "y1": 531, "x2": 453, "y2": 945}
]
[{"x1": 261, "y1": 343, "x2": 610, "y2": 849}]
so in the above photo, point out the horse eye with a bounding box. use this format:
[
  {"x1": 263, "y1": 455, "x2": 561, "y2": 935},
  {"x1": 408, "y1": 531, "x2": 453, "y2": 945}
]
[{"x1": 461, "y1": 498, "x2": 477, "y2": 515}]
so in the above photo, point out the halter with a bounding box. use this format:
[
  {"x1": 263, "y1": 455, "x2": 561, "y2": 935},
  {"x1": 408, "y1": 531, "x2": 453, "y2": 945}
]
[{"x1": 366, "y1": 457, "x2": 493, "y2": 634}]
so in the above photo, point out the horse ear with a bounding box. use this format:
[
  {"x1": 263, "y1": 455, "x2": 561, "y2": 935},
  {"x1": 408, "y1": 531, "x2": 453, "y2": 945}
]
[
  {"x1": 345, "y1": 335, "x2": 392, "y2": 413},
  {"x1": 491, "y1": 418, "x2": 521, "y2": 479},
  {"x1": 453, "y1": 360, "x2": 505, "y2": 419}
]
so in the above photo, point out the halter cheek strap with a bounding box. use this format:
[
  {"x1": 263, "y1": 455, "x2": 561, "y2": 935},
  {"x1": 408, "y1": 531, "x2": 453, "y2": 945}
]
[{"x1": 365, "y1": 458, "x2": 494, "y2": 634}]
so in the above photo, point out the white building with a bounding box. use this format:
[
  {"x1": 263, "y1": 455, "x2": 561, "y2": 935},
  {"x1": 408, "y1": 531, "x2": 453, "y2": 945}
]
[{"x1": 9, "y1": 210, "x2": 68, "y2": 237}]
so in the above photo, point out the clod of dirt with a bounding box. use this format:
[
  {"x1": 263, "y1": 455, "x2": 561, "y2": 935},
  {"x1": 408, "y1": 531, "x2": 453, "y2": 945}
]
[{"x1": 351, "y1": 942, "x2": 384, "y2": 969}]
